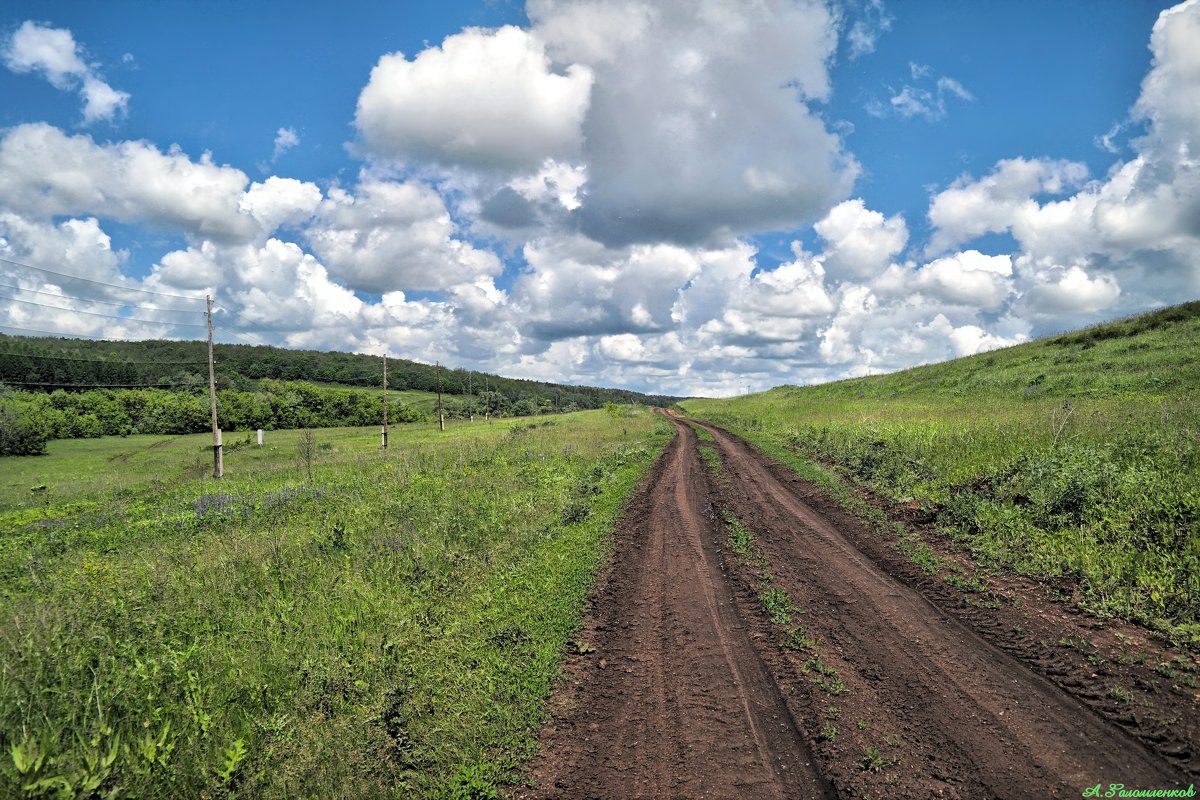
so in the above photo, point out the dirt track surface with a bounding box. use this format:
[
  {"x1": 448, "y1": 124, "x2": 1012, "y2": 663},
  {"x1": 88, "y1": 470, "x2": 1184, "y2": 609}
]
[{"x1": 519, "y1": 414, "x2": 1194, "y2": 799}]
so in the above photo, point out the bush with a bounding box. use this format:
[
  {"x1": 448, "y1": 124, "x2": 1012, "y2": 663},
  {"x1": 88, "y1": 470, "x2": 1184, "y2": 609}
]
[{"x1": 0, "y1": 406, "x2": 48, "y2": 455}]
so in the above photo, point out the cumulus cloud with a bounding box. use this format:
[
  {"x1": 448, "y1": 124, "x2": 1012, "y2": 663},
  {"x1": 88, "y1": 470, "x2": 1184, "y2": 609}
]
[
  {"x1": 0, "y1": 123, "x2": 331, "y2": 246},
  {"x1": 926, "y1": 158, "x2": 1090, "y2": 254},
  {"x1": 701, "y1": 249, "x2": 835, "y2": 345},
  {"x1": 306, "y1": 179, "x2": 503, "y2": 294},
  {"x1": 514, "y1": 233, "x2": 705, "y2": 340},
  {"x1": 239, "y1": 176, "x2": 322, "y2": 233},
  {"x1": 0, "y1": 123, "x2": 255, "y2": 241},
  {"x1": 919, "y1": 0, "x2": 1200, "y2": 332},
  {"x1": 355, "y1": 25, "x2": 593, "y2": 171},
  {"x1": 1019, "y1": 262, "x2": 1121, "y2": 317},
  {"x1": 528, "y1": 0, "x2": 857, "y2": 246},
  {"x1": 5, "y1": 2, "x2": 1199, "y2": 398},
  {"x1": 814, "y1": 198, "x2": 907, "y2": 280},
  {"x1": 911, "y1": 250, "x2": 1013, "y2": 310},
  {"x1": 2, "y1": 21, "x2": 129, "y2": 123}
]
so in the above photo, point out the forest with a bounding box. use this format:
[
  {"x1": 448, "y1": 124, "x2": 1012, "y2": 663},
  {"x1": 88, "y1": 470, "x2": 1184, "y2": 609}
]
[{"x1": 0, "y1": 334, "x2": 678, "y2": 454}]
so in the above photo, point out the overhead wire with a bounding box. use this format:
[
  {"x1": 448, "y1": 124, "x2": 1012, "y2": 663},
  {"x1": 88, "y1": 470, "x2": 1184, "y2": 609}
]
[
  {"x1": 0, "y1": 294, "x2": 208, "y2": 327},
  {"x1": 0, "y1": 255, "x2": 208, "y2": 303},
  {"x1": 0, "y1": 259, "x2": 217, "y2": 392},
  {"x1": 0, "y1": 281, "x2": 202, "y2": 314},
  {"x1": 0, "y1": 323, "x2": 201, "y2": 342}
]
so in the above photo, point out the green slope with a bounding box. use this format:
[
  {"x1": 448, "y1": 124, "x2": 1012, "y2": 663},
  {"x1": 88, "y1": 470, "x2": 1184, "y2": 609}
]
[{"x1": 683, "y1": 301, "x2": 1200, "y2": 642}]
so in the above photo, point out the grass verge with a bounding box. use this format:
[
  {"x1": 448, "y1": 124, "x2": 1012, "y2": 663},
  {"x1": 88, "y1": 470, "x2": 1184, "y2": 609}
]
[
  {"x1": 685, "y1": 303, "x2": 1200, "y2": 644},
  {"x1": 0, "y1": 411, "x2": 673, "y2": 798}
]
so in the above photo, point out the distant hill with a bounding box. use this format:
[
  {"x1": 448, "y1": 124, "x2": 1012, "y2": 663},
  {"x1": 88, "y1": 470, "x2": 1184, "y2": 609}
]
[
  {"x1": 682, "y1": 300, "x2": 1200, "y2": 640},
  {"x1": 778, "y1": 300, "x2": 1200, "y2": 401},
  {"x1": 0, "y1": 334, "x2": 679, "y2": 409}
]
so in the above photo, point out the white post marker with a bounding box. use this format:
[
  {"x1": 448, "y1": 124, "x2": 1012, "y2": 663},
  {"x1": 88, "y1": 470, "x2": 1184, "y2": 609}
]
[
  {"x1": 257, "y1": 429, "x2": 264, "y2": 446},
  {"x1": 214, "y1": 429, "x2": 223, "y2": 477}
]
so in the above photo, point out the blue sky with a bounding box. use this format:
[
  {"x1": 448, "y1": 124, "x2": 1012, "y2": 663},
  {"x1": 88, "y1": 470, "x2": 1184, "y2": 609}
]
[{"x1": 0, "y1": 0, "x2": 1196, "y2": 395}]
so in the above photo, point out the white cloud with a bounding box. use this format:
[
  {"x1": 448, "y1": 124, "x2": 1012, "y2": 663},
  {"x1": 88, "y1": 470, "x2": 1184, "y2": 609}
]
[
  {"x1": 514, "y1": 233, "x2": 705, "y2": 340},
  {"x1": 3, "y1": 21, "x2": 129, "y2": 123},
  {"x1": 845, "y1": 0, "x2": 894, "y2": 59},
  {"x1": 272, "y1": 127, "x2": 300, "y2": 162},
  {"x1": 240, "y1": 176, "x2": 322, "y2": 233},
  {"x1": 1019, "y1": 262, "x2": 1121, "y2": 316},
  {"x1": 0, "y1": 124, "x2": 332, "y2": 246},
  {"x1": 814, "y1": 198, "x2": 908, "y2": 280},
  {"x1": 912, "y1": 250, "x2": 1013, "y2": 310},
  {"x1": 509, "y1": 159, "x2": 587, "y2": 211},
  {"x1": 355, "y1": 25, "x2": 593, "y2": 171},
  {"x1": 926, "y1": 157, "x2": 1090, "y2": 254},
  {"x1": 528, "y1": 0, "x2": 856, "y2": 246},
  {"x1": 1134, "y1": 0, "x2": 1200, "y2": 160},
  {"x1": 0, "y1": 123, "x2": 255, "y2": 241},
  {"x1": 701, "y1": 249, "x2": 835, "y2": 345},
  {"x1": 866, "y1": 63, "x2": 973, "y2": 122},
  {"x1": 5, "y1": 2, "x2": 1200, "y2": 398},
  {"x1": 919, "y1": 0, "x2": 1200, "y2": 330},
  {"x1": 0, "y1": 213, "x2": 126, "y2": 285},
  {"x1": 306, "y1": 179, "x2": 503, "y2": 293}
]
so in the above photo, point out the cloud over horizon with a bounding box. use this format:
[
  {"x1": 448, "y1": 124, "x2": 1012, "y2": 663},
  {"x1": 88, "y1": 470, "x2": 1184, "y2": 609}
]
[{"x1": 1, "y1": 1, "x2": 1198, "y2": 398}]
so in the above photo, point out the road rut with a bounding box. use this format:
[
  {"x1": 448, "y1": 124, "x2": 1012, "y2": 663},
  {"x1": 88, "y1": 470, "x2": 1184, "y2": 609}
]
[{"x1": 520, "y1": 414, "x2": 1191, "y2": 798}]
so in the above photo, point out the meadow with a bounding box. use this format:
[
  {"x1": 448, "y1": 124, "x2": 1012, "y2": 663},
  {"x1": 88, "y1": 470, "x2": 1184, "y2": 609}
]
[
  {"x1": 0, "y1": 409, "x2": 672, "y2": 798},
  {"x1": 684, "y1": 302, "x2": 1200, "y2": 643}
]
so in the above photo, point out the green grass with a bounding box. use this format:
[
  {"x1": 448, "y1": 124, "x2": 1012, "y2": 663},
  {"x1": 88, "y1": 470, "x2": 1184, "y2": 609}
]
[
  {"x1": 721, "y1": 512, "x2": 847, "y2": 698},
  {"x1": 0, "y1": 410, "x2": 673, "y2": 798},
  {"x1": 684, "y1": 302, "x2": 1200, "y2": 643}
]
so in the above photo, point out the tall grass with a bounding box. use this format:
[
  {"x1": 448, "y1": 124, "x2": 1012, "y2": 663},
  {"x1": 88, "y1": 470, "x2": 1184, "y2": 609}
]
[
  {"x1": 0, "y1": 411, "x2": 673, "y2": 798},
  {"x1": 685, "y1": 303, "x2": 1200, "y2": 643}
]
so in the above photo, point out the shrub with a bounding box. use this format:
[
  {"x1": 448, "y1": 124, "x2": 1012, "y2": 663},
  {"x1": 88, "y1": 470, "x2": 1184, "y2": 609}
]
[{"x1": 0, "y1": 406, "x2": 48, "y2": 455}]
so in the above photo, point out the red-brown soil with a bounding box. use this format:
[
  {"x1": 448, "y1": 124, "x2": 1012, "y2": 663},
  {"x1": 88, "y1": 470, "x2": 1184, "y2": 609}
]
[{"x1": 517, "y1": 413, "x2": 1196, "y2": 799}]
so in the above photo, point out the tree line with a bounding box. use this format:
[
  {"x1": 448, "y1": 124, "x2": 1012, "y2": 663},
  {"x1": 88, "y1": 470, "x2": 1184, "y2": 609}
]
[
  {"x1": 0, "y1": 334, "x2": 676, "y2": 408},
  {"x1": 0, "y1": 334, "x2": 679, "y2": 455}
]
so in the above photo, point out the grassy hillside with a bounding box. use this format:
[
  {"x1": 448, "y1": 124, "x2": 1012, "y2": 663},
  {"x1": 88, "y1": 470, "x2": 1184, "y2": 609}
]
[
  {"x1": 0, "y1": 411, "x2": 673, "y2": 798},
  {"x1": 683, "y1": 302, "x2": 1200, "y2": 642}
]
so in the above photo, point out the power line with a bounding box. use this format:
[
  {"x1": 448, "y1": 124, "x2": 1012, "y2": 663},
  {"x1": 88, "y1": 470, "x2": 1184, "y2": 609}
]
[
  {"x1": 0, "y1": 294, "x2": 208, "y2": 327},
  {"x1": 0, "y1": 281, "x2": 202, "y2": 314},
  {"x1": 0, "y1": 323, "x2": 200, "y2": 342},
  {"x1": 0, "y1": 350, "x2": 205, "y2": 366},
  {"x1": 0, "y1": 255, "x2": 208, "y2": 303}
]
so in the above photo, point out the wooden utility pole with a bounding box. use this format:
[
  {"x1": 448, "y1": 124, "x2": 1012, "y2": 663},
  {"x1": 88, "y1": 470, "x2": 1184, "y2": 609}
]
[
  {"x1": 206, "y1": 294, "x2": 222, "y2": 479},
  {"x1": 436, "y1": 361, "x2": 445, "y2": 431},
  {"x1": 382, "y1": 352, "x2": 389, "y2": 449},
  {"x1": 468, "y1": 371, "x2": 474, "y2": 422}
]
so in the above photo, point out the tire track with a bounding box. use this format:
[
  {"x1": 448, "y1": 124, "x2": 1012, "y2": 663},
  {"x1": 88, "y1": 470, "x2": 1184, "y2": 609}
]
[
  {"x1": 695, "y1": 416, "x2": 1189, "y2": 799},
  {"x1": 521, "y1": 419, "x2": 832, "y2": 799}
]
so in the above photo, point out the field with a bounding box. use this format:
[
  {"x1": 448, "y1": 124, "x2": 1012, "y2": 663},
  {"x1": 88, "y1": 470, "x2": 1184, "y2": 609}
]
[
  {"x1": 683, "y1": 302, "x2": 1200, "y2": 642},
  {"x1": 0, "y1": 410, "x2": 672, "y2": 798}
]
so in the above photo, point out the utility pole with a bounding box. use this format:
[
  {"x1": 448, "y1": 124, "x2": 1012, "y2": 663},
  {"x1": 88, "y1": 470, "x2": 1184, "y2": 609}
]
[
  {"x1": 206, "y1": 294, "x2": 222, "y2": 479},
  {"x1": 468, "y1": 371, "x2": 474, "y2": 422},
  {"x1": 484, "y1": 374, "x2": 491, "y2": 423},
  {"x1": 382, "y1": 352, "x2": 388, "y2": 449},
  {"x1": 436, "y1": 361, "x2": 445, "y2": 431}
]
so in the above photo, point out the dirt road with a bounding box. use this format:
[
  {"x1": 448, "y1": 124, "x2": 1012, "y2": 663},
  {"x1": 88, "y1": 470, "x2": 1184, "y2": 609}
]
[{"x1": 520, "y1": 414, "x2": 1194, "y2": 799}]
